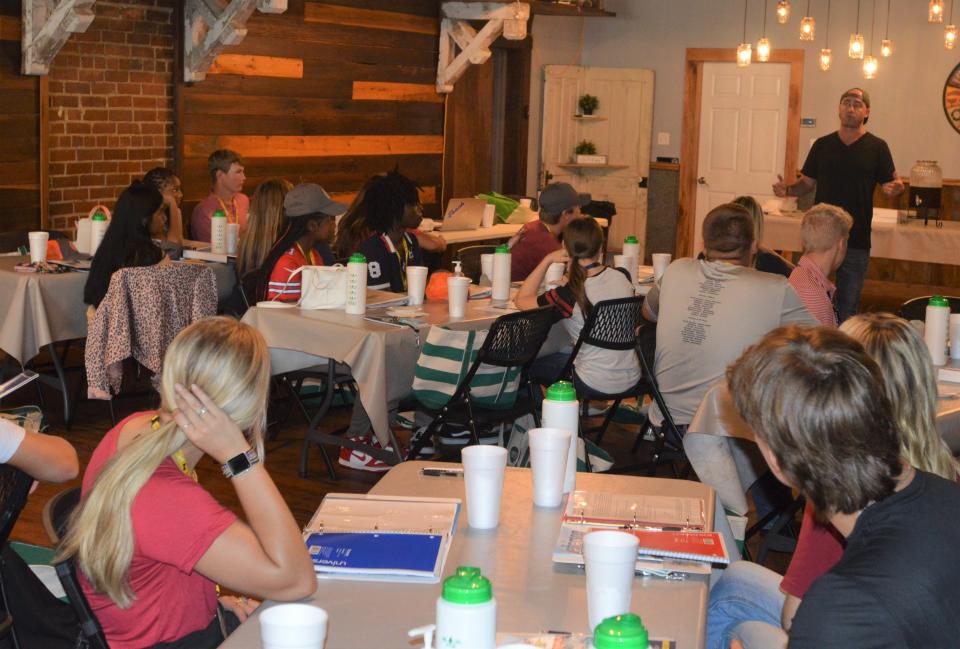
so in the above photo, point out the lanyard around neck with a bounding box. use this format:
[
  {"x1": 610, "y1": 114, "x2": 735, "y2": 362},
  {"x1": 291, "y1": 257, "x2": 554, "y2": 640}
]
[{"x1": 215, "y1": 196, "x2": 238, "y2": 224}]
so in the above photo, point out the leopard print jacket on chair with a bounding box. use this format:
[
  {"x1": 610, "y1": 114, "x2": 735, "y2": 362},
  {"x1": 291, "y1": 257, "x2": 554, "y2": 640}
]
[{"x1": 85, "y1": 264, "x2": 218, "y2": 399}]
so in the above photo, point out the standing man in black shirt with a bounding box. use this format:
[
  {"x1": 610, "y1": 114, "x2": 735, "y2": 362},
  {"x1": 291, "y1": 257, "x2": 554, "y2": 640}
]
[
  {"x1": 728, "y1": 325, "x2": 960, "y2": 649},
  {"x1": 773, "y1": 88, "x2": 904, "y2": 322}
]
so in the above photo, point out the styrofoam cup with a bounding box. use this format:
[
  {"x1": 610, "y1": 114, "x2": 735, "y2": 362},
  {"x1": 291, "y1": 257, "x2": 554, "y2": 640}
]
[
  {"x1": 613, "y1": 255, "x2": 636, "y2": 284},
  {"x1": 260, "y1": 604, "x2": 328, "y2": 649},
  {"x1": 447, "y1": 276, "x2": 471, "y2": 318},
  {"x1": 950, "y1": 314, "x2": 960, "y2": 359},
  {"x1": 583, "y1": 530, "x2": 639, "y2": 630},
  {"x1": 28, "y1": 231, "x2": 49, "y2": 263},
  {"x1": 652, "y1": 253, "x2": 672, "y2": 282},
  {"x1": 480, "y1": 254, "x2": 495, "y2": 283},
  {"x1": 544, "y1": 262, "x2": 566, "y2": 288},
  {"x1": 528, "y1": 427, "x2": 571, "y2": 507},
  {"x1": 481, "y1": 203, "x2": 496, "y2": 228},
  {"x1": 406, "y1": 266, "x2": 428, "y2": 306},
  {"x1": 226, "y1": 223, "x2": 240, "y2": 255},
  {"x1": 462, "y1": 445, "x2": 508, "y2": 529}
]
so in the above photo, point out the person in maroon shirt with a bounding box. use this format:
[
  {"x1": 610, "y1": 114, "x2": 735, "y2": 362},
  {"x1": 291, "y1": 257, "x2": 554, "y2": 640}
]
[{"x1": 510, "y1": 182, "x2": 590, "y2": 281}]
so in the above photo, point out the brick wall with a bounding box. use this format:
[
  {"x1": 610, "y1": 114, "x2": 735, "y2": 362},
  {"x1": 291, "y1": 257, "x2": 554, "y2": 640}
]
[{"x1": 46, "y1": 0, "x2": 174, "y2": 231}]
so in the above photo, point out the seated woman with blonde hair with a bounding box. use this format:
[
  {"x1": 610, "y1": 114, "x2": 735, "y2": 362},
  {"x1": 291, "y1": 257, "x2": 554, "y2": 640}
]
[{"x1": 58, "y1": 317, "x2": 316, "y2": 649}]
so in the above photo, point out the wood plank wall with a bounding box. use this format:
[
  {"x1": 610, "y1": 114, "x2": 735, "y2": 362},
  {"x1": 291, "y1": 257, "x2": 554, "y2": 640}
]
[
  {"x1": 0, "y1": 9, "x2": 45, "y2": 232},
  {"x1": 175, "y1": 0, "x2": 445, "y2": 222}
]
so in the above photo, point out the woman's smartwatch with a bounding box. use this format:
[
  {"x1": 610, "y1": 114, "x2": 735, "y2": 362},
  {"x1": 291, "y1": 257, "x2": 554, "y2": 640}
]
[{"x1": 221, "y1": 447, "x2": 260, "y2": 478}]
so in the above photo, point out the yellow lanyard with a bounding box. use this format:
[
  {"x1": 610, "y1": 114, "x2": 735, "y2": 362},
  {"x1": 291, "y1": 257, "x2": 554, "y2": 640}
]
[
  {"x1": 215, "y1": 197, "x2": 238, "y2": 225},
  {"x1": 380, "y1": 233, "x2": 409, "y2": 289},
  {"x1": 151, "y1": 415, "x2": 197, "y2": 482},
  {"x1": 295, "y1": 242, "x2": 318, "y2": 266}
]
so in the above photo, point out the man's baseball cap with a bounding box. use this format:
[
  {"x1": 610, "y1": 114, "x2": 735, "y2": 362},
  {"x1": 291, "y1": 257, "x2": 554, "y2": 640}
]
[
  {"x1": 840, "y1": 88, "x2": 870, "y2": 107},
  {"x1": 538, "y1": 182, "x2": 591, "y2": 215},
  {"x1": 283, "y1": 183, "x2": 347, "y2": 219}
]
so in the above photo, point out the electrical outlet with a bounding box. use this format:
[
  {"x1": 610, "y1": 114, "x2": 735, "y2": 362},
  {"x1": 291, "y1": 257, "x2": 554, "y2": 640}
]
[{"x1": 657, "y1": 132, "x2": 670, "y2": 146}]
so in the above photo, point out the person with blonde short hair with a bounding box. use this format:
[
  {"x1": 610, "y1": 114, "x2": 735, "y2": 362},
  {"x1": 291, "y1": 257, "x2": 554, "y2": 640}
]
[
  {"x1": 58, "y1": 317, "x2": 315, "y2": 649},
  {"x1": 788, "y1": 203, "x2": 853, "y2": 327}
]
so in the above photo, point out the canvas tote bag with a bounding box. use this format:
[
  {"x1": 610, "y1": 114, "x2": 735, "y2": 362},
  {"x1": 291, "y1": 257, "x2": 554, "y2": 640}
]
[{"x1": 287, "y1": 265, "x2": 348, "y2": 310}]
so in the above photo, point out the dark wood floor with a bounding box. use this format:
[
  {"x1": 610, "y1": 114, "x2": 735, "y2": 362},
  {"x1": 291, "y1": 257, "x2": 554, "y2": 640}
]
[{"x1": 7, "y1": 359, "x2": 792, "y2": 575}]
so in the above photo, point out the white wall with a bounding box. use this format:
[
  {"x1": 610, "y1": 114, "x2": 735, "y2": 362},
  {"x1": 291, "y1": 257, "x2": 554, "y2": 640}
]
[{"x1": 527, "y1": 0, "x2": 960, "y2": 192}]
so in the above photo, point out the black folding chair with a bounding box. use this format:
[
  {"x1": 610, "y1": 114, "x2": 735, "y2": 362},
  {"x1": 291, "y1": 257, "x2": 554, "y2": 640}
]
[
  {"x1": 408, "y1": 307, "x2": 557, "y2": 459},
  {"x1": 633, "y1": 324, "x2": 688, "y2": 477},
  {"x1": 455, "y1": 245, "x2": 497, "y2": 284},
  {"x1": 545, "y1": 297, "x2": 652, "y2": 449},
  {"x1": 54, "y1": 559, "x2": 109, "y2": 649},
  {"x1": 0, "y1": 464, "x2": 34, "y2": 649}
]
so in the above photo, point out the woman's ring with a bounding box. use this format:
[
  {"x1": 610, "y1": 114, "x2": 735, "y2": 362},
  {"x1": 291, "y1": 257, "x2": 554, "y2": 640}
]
[{"x1": 197, "y1": 406, "x2": 208, "y2": 417}]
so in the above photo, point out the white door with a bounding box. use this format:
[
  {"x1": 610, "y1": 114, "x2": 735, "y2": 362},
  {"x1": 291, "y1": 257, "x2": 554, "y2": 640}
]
[
  {"x1": 541, "y1": 65, "x2": 654, "y2": 256},
  {"x1": 694, "y1": 62, "x2": 791, "y2": 254}
]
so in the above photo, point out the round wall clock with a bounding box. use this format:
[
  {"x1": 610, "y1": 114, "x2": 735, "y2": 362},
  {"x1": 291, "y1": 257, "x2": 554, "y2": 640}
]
[{"x1": 945, "y1": 62, "x2": 960, "y2": 135}]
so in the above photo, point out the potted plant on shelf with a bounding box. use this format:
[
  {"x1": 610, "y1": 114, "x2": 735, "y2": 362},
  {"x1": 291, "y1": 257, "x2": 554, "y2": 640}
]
[
  {"x1": 574, "y1": 140, "x2": 606, "y2": 165},
  {"x1": 578, "y1": 94, "x2": 599, "y2": 116}
]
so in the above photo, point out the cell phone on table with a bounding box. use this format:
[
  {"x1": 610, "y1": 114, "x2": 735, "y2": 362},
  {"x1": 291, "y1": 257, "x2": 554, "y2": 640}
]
[{"x1": 420, "y1": 467, "x2": 464, "y2": 478}]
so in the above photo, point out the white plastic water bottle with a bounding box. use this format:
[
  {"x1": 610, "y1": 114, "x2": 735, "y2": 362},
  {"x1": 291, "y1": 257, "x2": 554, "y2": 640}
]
[
  {"x1": 491, "y1": 244, "x2": 511, "y2": 307},
  {"x1": 924, "y1": 295, "x2": 950, "y2": 366},
  {"x1": 542, "y1": 381, "x2": 580, "y2": 493},
  {"x1": 435, "y1": 567, "x2": 496, "y2": 649},
  {"x1": 89, "y1": 210, "x2": 109, "y2": 256},
  {"x1": 346, "y1": 252, "x2": 367, "y2": 315},
  {"x1": 210, "y1": 209, "x2": 227, "y2": 254},
  {"x1": 75, "y1": 217, "x2": 92, "y2": 254},
  {"x1": 621, "y1": 235, "x2": 640, "y2": 260}
]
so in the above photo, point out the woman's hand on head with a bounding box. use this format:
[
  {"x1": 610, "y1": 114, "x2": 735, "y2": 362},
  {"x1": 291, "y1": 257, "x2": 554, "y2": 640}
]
[{"x1": 171, "y1": 383, "x2": 250, "y2": 464}]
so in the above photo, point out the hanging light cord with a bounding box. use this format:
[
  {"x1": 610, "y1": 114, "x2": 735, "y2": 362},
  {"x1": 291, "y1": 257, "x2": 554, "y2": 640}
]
[
  {"x1": 743, "y1": 0, "x2": 749, "y2": 41},
  {"x1": 826, "y1": 0, "x2": 832, "y2": 43},
  {"x1": 869, "y1": 0, "x2": 876, "y2": 50},
  {"x1": 884, "y1": 0, "x2": 890, "y2": 37},
  {"x1": 762, "y1": 0, "x2": 768, "y2": 35},
  {"x1": 856, "y1": 0, "x2": 861, "y2": 31},
  {"x1": 950, "y1": 0, "x2": 955, "y2": 24}
]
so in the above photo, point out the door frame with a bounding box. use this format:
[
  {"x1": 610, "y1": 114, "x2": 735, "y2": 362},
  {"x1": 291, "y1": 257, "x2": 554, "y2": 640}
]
[{"x1": 677, "y1": 48, "x2": 804, "y2": 257}]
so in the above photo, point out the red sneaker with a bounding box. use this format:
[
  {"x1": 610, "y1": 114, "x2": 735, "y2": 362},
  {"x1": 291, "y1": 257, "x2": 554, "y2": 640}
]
[{"x1": 338, "y1": 436, "x2": 394, "y2": 473}]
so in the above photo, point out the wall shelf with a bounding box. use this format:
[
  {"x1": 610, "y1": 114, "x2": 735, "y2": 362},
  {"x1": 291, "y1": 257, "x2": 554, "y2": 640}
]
[
  {"x1": 573, "y1": 114, "x2": 607, "y2": 121},
  {"x1": 557, "y1": 163, "x2": 629, "y2": 169}
]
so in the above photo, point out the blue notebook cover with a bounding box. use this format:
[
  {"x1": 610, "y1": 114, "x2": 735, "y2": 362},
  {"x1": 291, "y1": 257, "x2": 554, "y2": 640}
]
[{"x1": 306, "y1": 532, "x2": 443, "y2": 575}]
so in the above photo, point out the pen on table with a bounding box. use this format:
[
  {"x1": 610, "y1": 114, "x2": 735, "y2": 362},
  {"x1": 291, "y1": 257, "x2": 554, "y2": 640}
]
[{"x1": 421, "y1": 467, "x2": 464, "y2": 477}]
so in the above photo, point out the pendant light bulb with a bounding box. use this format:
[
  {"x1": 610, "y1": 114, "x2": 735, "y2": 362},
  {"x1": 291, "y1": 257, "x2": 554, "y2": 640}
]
[
  {"x1": 819, "y1": 48, "x2": 833, "y2": 70},
  {"x1": 757, "y1": 37, "x2": 772, "y2": 61},
  {"x1": 776, "y1": 0, "x2": 791, "y2": 23},
  {"x1": 880, "y1": 38, "x2": 892, "y2": 56},
  {"x1": 862, "y1": 54, "x2": 878, "y2": 79},
  {"x1": 800, "y1": 15, "x2": 816, "y2": 39},
  {"x1": 947, "y1": 24, "x2": 958, "y2": 48},
  {"x1": 930, "y1": 0, "x2": 945, "y2": 22},
  {"x1": 848, "y1": 33, "x2": 865, "y2": 58},
  {"x1": 737, "y1": 42, "x2": 753, "y2": 66}
]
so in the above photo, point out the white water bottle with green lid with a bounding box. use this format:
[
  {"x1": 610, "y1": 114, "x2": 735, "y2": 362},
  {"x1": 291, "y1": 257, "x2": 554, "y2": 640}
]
[
  {"x1": 436, "y1": 566, "x2": 496, "y2": 649},
  {"x1": 210, "y1": 209, "x2": 227, "y2": 254},
  {"x1": 593, "y1": 613, "x2": 650, "y2": 649},
  {"x1": 491, "y1": 243, "x2": 511, "y2": 306},
  {"x1": 542, "y1": 381, "x2": 579, "y2": 493},
  {"x1": 90, "y1": 210, "x2": 109, "y2": 256},
  {"x1": 346, "y1": 252, "x2": 367, "y2": 315},
  {"x1": 924, "y1": 295, "x2": 950, "y2": 366},
  {"x1": 621, "y1": 235, "x2": 640, "y2": 260}
]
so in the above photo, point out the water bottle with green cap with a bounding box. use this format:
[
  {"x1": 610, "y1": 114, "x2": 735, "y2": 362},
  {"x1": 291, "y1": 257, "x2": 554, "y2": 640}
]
[
  {"x1": 210, "y1": 209, "x2": 227, "y2": 254},
  {"x1": 435, "y1": 566, "x2": 497, "y2": 649},
  {"x1": 622, "y1": 235, "x2": 640, "y2": 260},
  {"x1": 542, "y1": 380, "x2": 579, "y2": 492},
  {"x1": 90, "y1": 209, "x2": 110, "y2": 255},
  {"x1": 492, "y1": 243, "x2": 512, "y2": 306},
  {"x1": 593, "y1": 613, "x2": 649, "y2": 649},
  {"x1": 924, "y1": 295, "x2": 950, "y2": 365},
  {"x1": 346, "y1": 252, "x2": 367, "y2": 315}
]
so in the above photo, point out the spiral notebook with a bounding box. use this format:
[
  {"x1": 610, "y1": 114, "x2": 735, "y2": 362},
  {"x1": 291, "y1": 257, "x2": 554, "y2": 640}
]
[{"x1": 303, "y1": 493, "x2": 461, "y2": 583}]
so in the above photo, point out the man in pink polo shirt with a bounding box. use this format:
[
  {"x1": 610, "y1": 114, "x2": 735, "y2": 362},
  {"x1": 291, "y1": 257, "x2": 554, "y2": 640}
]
[
  {"x1": 510, "y1": 182, "x2": 590, "y2": 281},
  {"x1": 788, "y1": 203, "x2": 853, "y2": 327},
  {"x1": 190, "y1": 149, "x2": 249, "y2": 242}
]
